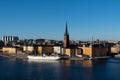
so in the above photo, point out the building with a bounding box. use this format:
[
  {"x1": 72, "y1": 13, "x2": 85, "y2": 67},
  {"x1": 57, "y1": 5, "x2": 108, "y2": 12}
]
[
  {"x1": 75, "y1": 48, "x2": 83, "y2": 57},
  {"x1": 79, "y1": 44, "x2": 108, "y2": 58},
  {"x1": 53, "y1": 45, "x2": 62, "y2": 54},
  {"x1": 2, "y1": 47, "x2": 17, "y2": 54},
  {"x1": 2, "y1": 47, "x2": 23, "y2": 54},
  {"x1": 23, "y1": 46, "x2": 34, "y2": 54},
  {"x1": 37, "y1": 45, "x2": 53, "y2": 55},
  {"x1": 2, "y1": 36, "x2": 19, "y2": 43},
  {"x1": 63, "y1": 22, "x2": 71, "y2": 56},
  {"x1": 64, "y1": 48, "x2": 75, "y2": 57}
]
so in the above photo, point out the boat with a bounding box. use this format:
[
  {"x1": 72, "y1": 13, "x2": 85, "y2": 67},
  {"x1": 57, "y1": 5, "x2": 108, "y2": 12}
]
[
  {"x1": 115, "y1": 54, "x2": 120, "y2": 58},
  {"x1": 27, "y1": 55, "x2": 60, "y2": 60}
]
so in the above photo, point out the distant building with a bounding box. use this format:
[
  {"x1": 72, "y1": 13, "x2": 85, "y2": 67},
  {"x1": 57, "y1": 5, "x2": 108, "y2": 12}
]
[
  {"x1": 2, "y1": 36, "x2": 19, "y2": 43},
  {"x1": 75, "y1": 48, "x2": 83, "y2": 57},
  {"x1": 79, "y1": 44, "x2": 108, "y2": 58},
  {"x1": 2, "y1": 47, "x2": 23, "y2": 54},
  {"x1": 64, "y1": 48, "x2": 75, "y2": 57},
  {"x1": 37, "y1": 45, "x2": 53, "y2": 55},
  {"x1": 53, "y1": 46, "x2": 62, "y2": 54},
  {"x1": 23, "y1": 46, "x2": 34, "y2": 54},
  {"x1": 2, "y1": 47, "x2": 17, "y2": 54}
]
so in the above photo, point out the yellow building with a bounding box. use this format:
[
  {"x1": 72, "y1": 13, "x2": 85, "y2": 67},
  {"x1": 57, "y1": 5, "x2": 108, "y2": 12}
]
[
  {"x1": 2, "y1": 47, "x2": 17, "y2": 54},
  {"x1": 82, "y1": 47, "x2": 92, "y2": 57},
  {"x1": 38, "y1": 46, "x2": 43, "y2": 55},
  {"x1": 37, "y1": 45, "x2": 53, "y2": 55},
  {"x1": 64, "y1": 48, "x2": 71, "y2": 56},
  {"x1": 111, "y1": 47, "x2": 118, "y2": 53},
  {"x1": 80, "y1": 44, "x2": 108, "y2": 58},
  {"x1": 64, "y1": 48, "x2": 75, "y2": 57}
]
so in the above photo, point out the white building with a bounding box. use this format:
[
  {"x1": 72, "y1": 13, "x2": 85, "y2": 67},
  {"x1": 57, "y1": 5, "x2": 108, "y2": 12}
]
[
  {"x1": 53, "y1": 46, "x2": 62, "y2": 54},
  {"x1": 23, "y1": 46, "x2": 34, "y2": 53},
  {"x1": 2, "y1": 36, "x2": 19, "y2": 43}
]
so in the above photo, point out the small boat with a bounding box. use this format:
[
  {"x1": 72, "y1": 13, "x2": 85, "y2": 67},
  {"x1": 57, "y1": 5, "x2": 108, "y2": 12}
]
[
  {"x1": 27, "y1": 55, "x2": 60, "y2": 60},
  {"x1": 115, "y1": 54, "x2": 120, "y2": 58}
]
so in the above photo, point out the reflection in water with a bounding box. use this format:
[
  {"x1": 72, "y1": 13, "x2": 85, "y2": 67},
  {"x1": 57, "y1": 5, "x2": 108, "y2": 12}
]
[
  {"x1": 24, "y1": 59, "x2": 62, "y2": 80},
  {"x1": 61, "y1": 60, "x2": 71, "y2": 80},
  {"x1": 61, "y1": 60, "x2": 71, "y2": 67},
  {"x1": 81, "y1": 59, "x2": 107, "y2": 67},
  {"x1": 81, "y1": 60, "x2": 93, "y2": 67}
]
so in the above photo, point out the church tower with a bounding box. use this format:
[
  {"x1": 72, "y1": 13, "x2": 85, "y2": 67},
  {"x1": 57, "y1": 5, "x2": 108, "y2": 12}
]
[{"x1": 64, "y1": 22, "x2": 69, "y2": 48}]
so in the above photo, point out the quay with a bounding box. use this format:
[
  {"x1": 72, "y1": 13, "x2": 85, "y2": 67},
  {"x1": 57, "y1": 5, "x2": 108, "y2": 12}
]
[
  {"x1": 0, "y1": 53, "x2": 28, "y2": 60},
  {"x1": 0, "y1": 52, "x2": 112, "y2": 61}
]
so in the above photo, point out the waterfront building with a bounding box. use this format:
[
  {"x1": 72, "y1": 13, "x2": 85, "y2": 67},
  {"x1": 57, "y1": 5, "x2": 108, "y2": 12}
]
[
  {"x1": 23, "y1": 46, "x2": 34, "y2": 54},
  {"x1": 79, "y1": 44, "x2": 108, "y2": 58},
  {"x1": 75, "y1": 48, "x2": 83, "y2": 57},
  {"x1": 37, "y1": 45, "x2": 53, "y2": 55},
  {"x1": 53, "y1": 45, "x2": 62, "y2": 54},
  {"x1": 64, "y1": 48, "x2": 75, "y2": 57},
  {"x1": 37, "y1": 46, "x2": 42, "y2": 55},
  {"x1": 2, "y1": 47, "x2": 23, "y2": 54}
]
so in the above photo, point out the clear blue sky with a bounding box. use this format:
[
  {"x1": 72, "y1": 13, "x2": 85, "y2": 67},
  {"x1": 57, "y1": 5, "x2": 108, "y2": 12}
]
[{"x1": 0, "y1": 0, "x2": 120, "y2": 40}]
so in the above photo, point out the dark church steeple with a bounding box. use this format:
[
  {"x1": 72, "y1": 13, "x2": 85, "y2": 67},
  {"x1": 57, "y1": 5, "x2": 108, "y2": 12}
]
[
  {"x1": 65, "y1": 22, "x2": 69, "y2": 36},
  {"x1": 64, "y1": 22, "x2": 69, "y2": 48}
]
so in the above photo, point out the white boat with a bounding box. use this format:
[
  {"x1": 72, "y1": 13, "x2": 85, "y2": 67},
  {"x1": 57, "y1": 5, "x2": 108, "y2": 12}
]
[
  {"x1": 27, "y1": 55, "x2": 60, "y2": 60},
  {"x1": 115, "y1": 54, "x2": 120, "y2": 58}
]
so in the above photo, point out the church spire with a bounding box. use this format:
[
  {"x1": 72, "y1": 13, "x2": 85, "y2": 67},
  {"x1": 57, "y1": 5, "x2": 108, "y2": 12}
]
[
  {"x1": 64, "y1": 22, "x2": 69, "y2": 48},
  {"x1": 65, "y1": 22, "x2": 69, "y2": 35}
]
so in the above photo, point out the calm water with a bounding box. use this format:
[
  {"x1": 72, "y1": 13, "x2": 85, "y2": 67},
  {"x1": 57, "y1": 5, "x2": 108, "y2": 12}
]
[{"x1": 0, "y1": 57, "x2": 120, "y2": 80}]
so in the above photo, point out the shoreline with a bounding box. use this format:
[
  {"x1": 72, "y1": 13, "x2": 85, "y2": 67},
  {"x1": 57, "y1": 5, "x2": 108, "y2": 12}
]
[
  {"x1": 0, "y1": 53, "x2": 111, "y2": 61},
  {"x1": 0, "y1": 53, "x2": 28, "y2": 60}
]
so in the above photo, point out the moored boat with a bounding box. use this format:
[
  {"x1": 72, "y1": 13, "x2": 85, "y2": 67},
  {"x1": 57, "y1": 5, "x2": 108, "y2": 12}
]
[
  {"x1": 115, "y1": 54, "x2": 120, "y2": 58},
  {"x1": 27, "y1": 55, "x2": 60, "y2": 60}
]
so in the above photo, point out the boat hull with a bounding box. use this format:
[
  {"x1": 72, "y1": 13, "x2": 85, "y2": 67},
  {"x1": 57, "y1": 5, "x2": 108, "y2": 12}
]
[
  {"x1": 28, "y1": 56, "x2": 60, "y2": 60},
  {"x1": 115, "y1": 54, "x2": 120, "y2": 58}
]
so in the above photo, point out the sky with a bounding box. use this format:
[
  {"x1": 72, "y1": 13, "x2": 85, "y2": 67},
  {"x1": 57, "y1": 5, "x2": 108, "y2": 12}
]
[{"x1": 0, "y1": 0, "x2": 120, "y2": 40}]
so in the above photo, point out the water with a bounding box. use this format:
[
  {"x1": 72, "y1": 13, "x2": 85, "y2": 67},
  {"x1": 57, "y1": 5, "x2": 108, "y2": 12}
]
[{"x1": 0, "y1": 57, "x2": 120, "y2": 80}]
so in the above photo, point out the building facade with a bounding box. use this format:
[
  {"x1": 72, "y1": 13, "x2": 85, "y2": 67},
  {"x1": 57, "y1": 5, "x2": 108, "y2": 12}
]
[
  {"x1": 23, "y1": 46, "x2": 34, "y2": 54},
  {"x1": 37, "y1": 45, "x2": 53, "y2": 55},
  {"x1": 80, "y1": 44, "x2": 108, "y2": 58},
  {"x1": 53, "y1": 46, "x2": 62, "y2": 54},
  {"x1": 2, "y1": 47, "x2": 17, "y2": 54}
]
